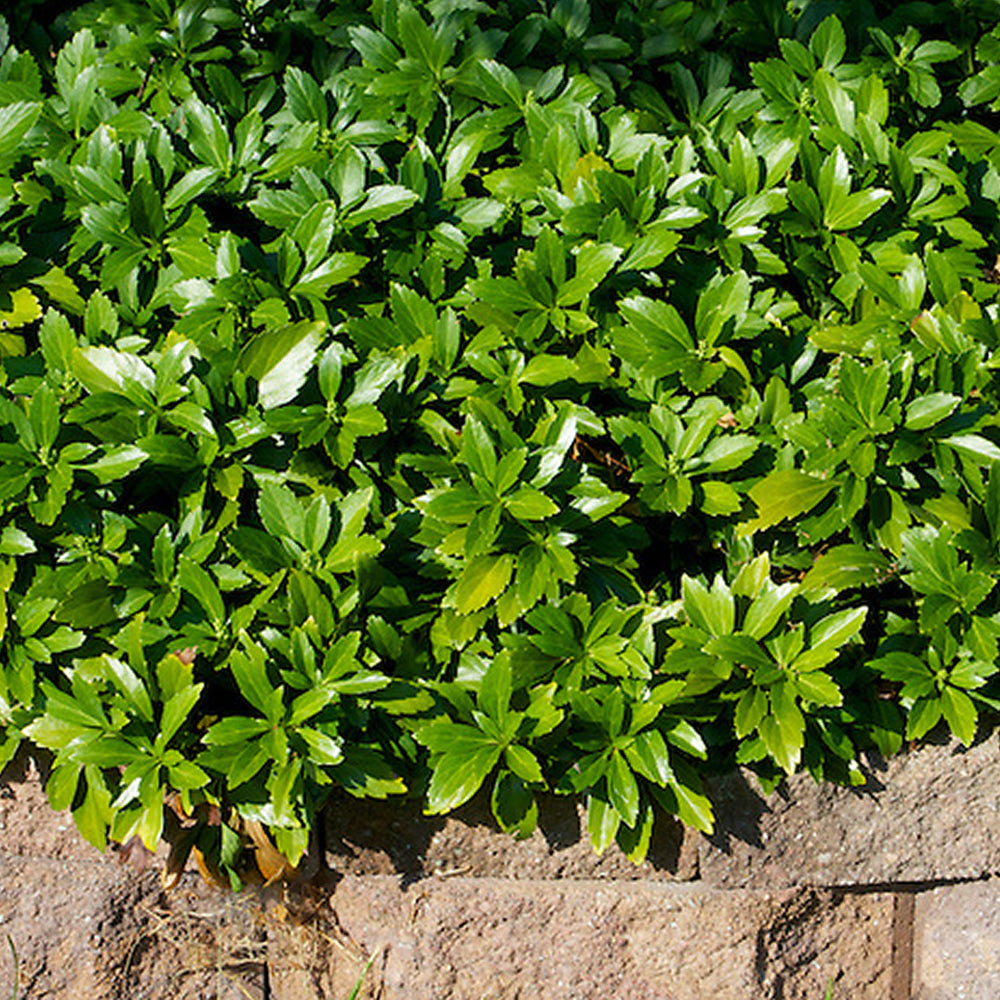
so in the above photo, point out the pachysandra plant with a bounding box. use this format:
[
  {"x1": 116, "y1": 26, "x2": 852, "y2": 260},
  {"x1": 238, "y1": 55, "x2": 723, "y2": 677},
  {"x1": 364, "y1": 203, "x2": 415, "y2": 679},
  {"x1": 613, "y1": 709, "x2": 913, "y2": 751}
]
[{"x1": 3, "y1": 0, "x2": 1000, "y2": 887}]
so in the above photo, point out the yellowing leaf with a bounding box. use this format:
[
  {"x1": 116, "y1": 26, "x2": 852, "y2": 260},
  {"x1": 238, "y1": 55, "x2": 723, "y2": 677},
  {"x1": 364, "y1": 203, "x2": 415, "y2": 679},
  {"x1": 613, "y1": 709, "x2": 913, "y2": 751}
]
[
  {"x1": 450, "y1": 554, "x2": 514, "y2": 614},
  {"x1": 0, "y1": 288, "x2": 41, "y2": 330}
]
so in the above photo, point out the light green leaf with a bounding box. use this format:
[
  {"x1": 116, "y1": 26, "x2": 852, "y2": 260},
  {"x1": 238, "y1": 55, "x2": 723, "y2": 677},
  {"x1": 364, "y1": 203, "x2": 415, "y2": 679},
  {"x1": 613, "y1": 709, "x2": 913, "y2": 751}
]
[
  {"x1": 292, "y1": 253, "x2": 366, "y2": 297},
  {"x1": 801, "y1": 545, "x2": 891, "y2": 592},
  {"x1": 425, "y1": 746, "x2": 502, "y2": 813},
  {"x1": 739, "y1": 470, "x2": 837, "y2": 537},
  {"x1": 825, "y1": 188, "x2": 891, "y2": 230},
  {"x1": 940, "y1": 687, "x2": 977, "y2": 746},
  {"x1": 237, "y1": 320, "x2": 324, "y2": 409},
  {"x1": 810, "y1": 607, "x2": 867, "y2": 651},
  {"x1": 0, "y1": 102, "x2": 41, "y2": 169},
  {"x1": 344, "y1": 186, "x2": 420, "y2": 227},
  {"x1": 164, "y1": 166, "x2": 221, "y2": 210},
  {"x1": 905, "y1": 393, "x2": 962, "y2": 431},
  {"x1": 941, "y1": 434, "x2": 1000, "y2": 466},
  {"x1": 450, "y1": 554, "x2": 515, "y2": 614},
  {"x1": 504, "y1": 488, "x2": 559, "y2": 520},
  {"x1": 0, "y1": 525, "x2": 36, "y2": 555}
]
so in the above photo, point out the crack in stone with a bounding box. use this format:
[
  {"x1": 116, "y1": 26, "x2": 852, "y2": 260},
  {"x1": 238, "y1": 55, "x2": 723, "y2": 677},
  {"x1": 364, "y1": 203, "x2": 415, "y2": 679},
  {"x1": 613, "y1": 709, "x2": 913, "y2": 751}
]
[{"x1": 890, "y1": 892, "x2": 915, "y2": 1000}]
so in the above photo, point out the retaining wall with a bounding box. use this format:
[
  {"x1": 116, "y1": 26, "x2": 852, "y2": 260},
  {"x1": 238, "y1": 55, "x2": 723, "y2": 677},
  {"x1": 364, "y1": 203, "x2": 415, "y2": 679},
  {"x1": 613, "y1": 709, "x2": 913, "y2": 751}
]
[{"x1": 1, "y1": 736, "x2": 997, "y2": 999}]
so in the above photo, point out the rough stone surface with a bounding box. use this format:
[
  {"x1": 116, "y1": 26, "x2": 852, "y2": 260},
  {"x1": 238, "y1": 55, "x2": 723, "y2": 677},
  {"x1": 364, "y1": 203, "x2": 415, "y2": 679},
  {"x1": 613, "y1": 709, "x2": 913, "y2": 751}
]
[
  {"x1": 0, "y1": 856, "x2": 137, "y2": 998},
  {"x1": 699, "y1": 737, "x2": 1000, "y2": 888},
  {"x1": 12, "y1": 744, "x2": 1000, "y2": 998},
  {"x1": 324, "y1": 875, "x2": 892, "y2": 1000},
  {"x1": 913, "y1": 879, "x2": 1000, "y2": 1000},
  {"x1": 0, "y1": 848, "x2": 894, "y2": 1000},
  {"x1": 326, "y1": 789, "x2": 699, "y2": 882},
  {"x1": 0, "y1": 753, "x2": 96, "y2": 862},
  {"x1": 0, "y1": 854, "x2": 272, "y2": 1000}
]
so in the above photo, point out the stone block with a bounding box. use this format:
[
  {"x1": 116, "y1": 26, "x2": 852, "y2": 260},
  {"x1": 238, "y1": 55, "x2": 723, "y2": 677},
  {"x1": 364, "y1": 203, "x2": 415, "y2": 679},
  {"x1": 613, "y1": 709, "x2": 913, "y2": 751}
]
[
  {"x1": 913, "y1": 878, "x2": 1000, "y2": 1000},
  {"x1": 314, "y1": 875, "x2": 893, "y2": 1000},
  {"x1": 699, "y1": 738, "x2": 1000, "y2": 889}
]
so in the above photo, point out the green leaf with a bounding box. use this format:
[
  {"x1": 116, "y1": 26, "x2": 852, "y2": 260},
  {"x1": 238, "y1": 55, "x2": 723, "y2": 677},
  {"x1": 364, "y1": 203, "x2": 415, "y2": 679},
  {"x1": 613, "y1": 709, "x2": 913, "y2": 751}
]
[
  {"x1": 906, "y1": 393, "x2": 962, "y2": 431},
  {"x1": 491, "y1": 771, "x2": 538, "y2": 837},
  {"x1": 557, "y1": 244, "x2": 622, "y2": 305},
  {"x1": 161, "y1": 685, "x2": 203, "y2": 745},
  {"x1": 82, "y1": 445, "x2": 148, "y2": 484},
  {"x1": 695, "y1": 271, "x2": 750, "y2": 348},
  {"x1": 906, "y1": 696, "x2": 943, "y2": 741},
  {"x1": 292, "y1": 253, "x2": 366, "y2": 298},
  {"x1": 505, "y1": 488, "x2": 559, "y2": 520},
  {"x1": 183, "y1": 97, "x2": 231, "y2": 172},
  {"x1": 607, "y1": 752, "x2": 639, "y2": 826},
  {"x1": 425, "y1": 746, "x2": 502, "y2": 814},
  {"x1": 178, "y1": 557, "x2": 225, "y2": 628},
  {"x1": 625, "y1": 730, "x2": 672, "y2": 785},
  {"x1": 73, "y1": 768, "x2": 111, "y2": 850},
  {"x1": 257, "y1": 482, "x2": 306, "y2": 545},
  {"x1": 801, "y1": 546, "x2": 891, "y2": 592},
  {"x1": 164, "y1": 166, "x2": 221, "y2": 211},
  {"x1": 586, "y1": 794, "x2": 620, "y2": 854},
  {"x1": 940, "y1": 687, "x2": 977, "y2": 746},
  {"x1": 54, "y1": 579, "x2": 117, "y2": 628},
  {"x1": 809, "y1": 607, "x2": 867, "y2": 651},
  {"x1": 666, "y1": 761, "x2": 714, "y2": 833},
  {"x1": 230, "y1": 645, "x2": 276, "y2": 717},
  {"x1": 504, "y1": 745, "x2": 543, "y2": 784},
  {"x1": 479, "y1": 656, "x2": 511, "y2": 723},
  {"x1": 237, "y1": 320, "x2": 324, "y2": 410},
  {"x1": 520, "y1": 354, "x2": 578, "y2": 386},
  {"x1": 814, "y1": 69, "x2": 854, "y2": 135},
  {"x1": 203, "y1": 717, "x2": 271, "y2": 746},
  {"x1": 760, "y1": 684, "x2": 804, "y2": 773},
  {"x1": 795, "y1": 671, "x2": 842, "y2": 707},
  {"x1": 941, "y1": 434, "x2": 1000, "y2": 466},
  {"x1": 270, "y1": 756, "x2": 302, "y2": 826},
  {"x1": 285, "y1": 67, "x2": 327, "y2": 125},
  {"x1": 450, "y1": 554, "x2": 515, "y2": 614},
  {"x1": 0, "y1": 525, "x2": 36, "y2": 556},
  {"x1": 734, "y1": 688, "x2": 768, "y2": 738},
  {"x1": 681, "y1": 575, "x2": 735, "y2": 637},
  {"x1": 617, "y1": 295, "x2": 694, "y2": 371},
  {"x1": 128, "y1": 178, "x2": 165, "y2": 240},
  {"x1": 72, "y1": 347, "x2": 154, "y2": 395},
  {"x1": 960, "y1": 65, "x2": 1000, "y2": 107},
  {"x1": 620, "y1": 224, "x2": 681, "y2": 271},
  {"x1": 298, "y1": 728, "x2": 344, "y2": 766},
  {"x1": 478, "y1": 59, "x2": 523, "y2": 108},
  {"x1": 343, "y1": 186, "x2": 419, "y2": 228},
  {"x1": 826, "y1": 188, "x2": 891, "y2": 230},
  {"x1": 743, "y1": 583, "x2": 797, "y2": 638},
  {"x1": 0, "y1": 102, "x2": 41, "y2": 169},
  {"x1": 739, "y1": 471, "x2": 836, "y2": 537},
  {"x1": 810, "y1": 15, "x2": 846, "y2": 70}
]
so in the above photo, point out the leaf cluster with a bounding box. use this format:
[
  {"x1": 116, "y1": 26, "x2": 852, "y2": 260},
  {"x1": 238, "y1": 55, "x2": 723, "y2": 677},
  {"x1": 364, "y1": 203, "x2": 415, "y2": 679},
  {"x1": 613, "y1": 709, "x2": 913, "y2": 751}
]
[{"x1": 4, "y1": 0, "x2": 1000, "y2": 881}]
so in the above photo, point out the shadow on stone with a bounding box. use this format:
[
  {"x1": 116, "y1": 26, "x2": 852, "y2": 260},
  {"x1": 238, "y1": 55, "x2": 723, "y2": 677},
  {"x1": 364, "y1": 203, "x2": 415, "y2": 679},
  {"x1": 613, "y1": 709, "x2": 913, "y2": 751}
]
[
  {"x1": 703, "y1": 768, "x2": 771, "y2": 856},
  {"x1": 324, "y1": 791, "x2": 448, "y2": 877},
  {"x1": 322, "y1": 787, "x2": 694, "y2": 881},
  {"x1": 0, "y1": 742, "x2": 54, "y2": 788}
]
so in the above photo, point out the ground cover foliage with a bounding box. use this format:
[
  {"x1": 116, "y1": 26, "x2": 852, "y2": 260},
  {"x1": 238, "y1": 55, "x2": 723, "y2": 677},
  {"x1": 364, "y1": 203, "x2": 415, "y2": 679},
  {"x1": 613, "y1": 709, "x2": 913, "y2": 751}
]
[{"x1": 4, "y1": 0, "x2": 1000, "y2": 885}]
